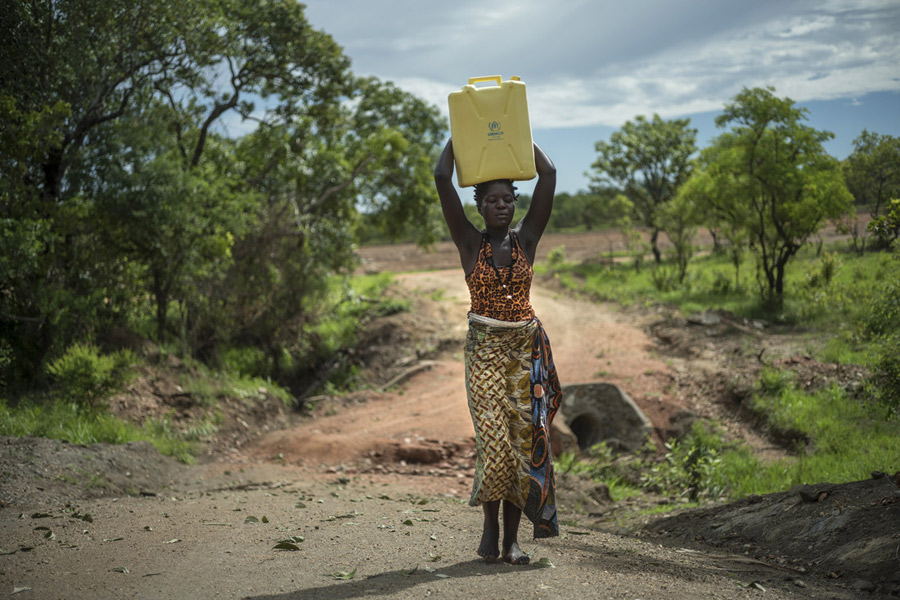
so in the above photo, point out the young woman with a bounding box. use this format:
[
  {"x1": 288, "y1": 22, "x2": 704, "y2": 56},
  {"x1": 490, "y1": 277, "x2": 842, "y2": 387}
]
[{"x1": 434, "y1": 139, "x2": 562, "y2": 564}]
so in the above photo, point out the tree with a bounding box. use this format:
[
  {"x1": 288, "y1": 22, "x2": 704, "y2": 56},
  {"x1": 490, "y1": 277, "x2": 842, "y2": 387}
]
[
  {"x1": 843, "y1": 131, "x2": 900, "y2": 216},
  {"x1": 660, "y1": 187, "x2": 703, "y2": 284},
  {"x1": 867, "y1": 198, "x2": 900, "y2": 249},
  {"x1": 678, "y1": 167, "x2": 749, "y2": 290},
  {"x1": 213, "y1": 78, "x2": 445, "y2": 381},
  {"x1": 549, "y1": 190, "x2": 619, "y2": 232},
  {"x1": 1, "y1": 0, "x2": 446, "y2": 391},
  {"x1": 591, "y1": 114, "x2": 697, "y2": 263},
  {"x1": 842, "y1": 131, "x2": 900, "y2": 251},
  {"x1": 691, "y1": 87, "x2": 853, "y2": 310}
]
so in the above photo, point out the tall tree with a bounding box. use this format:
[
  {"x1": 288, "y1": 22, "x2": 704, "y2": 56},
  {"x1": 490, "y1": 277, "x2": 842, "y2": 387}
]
[
  {"x1": 591, "y1": 114, "x2": 697, "y2": 263},
  {"x1": 843, "y1": 130, "x2": 900, "y2": 217},
  {"x1": 1, "y1": 0, "x2": 445, "y2": 391},
  {"x1": 690, "y1": 87, "x2": 852, "y2": 309},
  {"x1": 677, "y1": 165, "x2": 749, "y2": 290},
  {"x1": 213, "y1": 77, "x2": 445, "y2": 381},
  {"x1": 660, "y1": 186, "x2": 703, "y2": 284},
  {"x1": 842, "y1": 130, "x2": 900, "y2": 251},
  {"x1": 1, "y1": 0, "x2": 201, "y2": 383}
]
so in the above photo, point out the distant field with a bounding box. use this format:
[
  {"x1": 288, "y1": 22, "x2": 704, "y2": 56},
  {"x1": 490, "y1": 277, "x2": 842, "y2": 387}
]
[{"x1": 357, "y1": 220, "x2": 859, "y2": 274}]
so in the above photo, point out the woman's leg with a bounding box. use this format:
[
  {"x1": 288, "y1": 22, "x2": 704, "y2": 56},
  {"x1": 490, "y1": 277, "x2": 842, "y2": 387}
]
[
  {"x1": 477, "y1": 500, "x2": 501, "y2": 560},
  {"x1": 501, "y1": 500, "x2": 530, "y2": 564}
]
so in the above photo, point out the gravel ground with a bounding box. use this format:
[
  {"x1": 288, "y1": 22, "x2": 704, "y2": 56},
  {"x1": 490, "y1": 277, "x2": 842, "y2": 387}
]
[{"x1": 1, "y1": 460, "x2": 882, "y2": 600}]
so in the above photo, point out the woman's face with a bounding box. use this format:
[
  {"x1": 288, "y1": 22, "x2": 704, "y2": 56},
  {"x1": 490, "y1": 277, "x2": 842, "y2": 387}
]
[{"x1": 479, "y1": 182, "x2": 516, "y2": 229}]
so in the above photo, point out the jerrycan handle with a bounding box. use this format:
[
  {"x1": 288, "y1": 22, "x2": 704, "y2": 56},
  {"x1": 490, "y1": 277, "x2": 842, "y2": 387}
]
[{"x1": 468, "y1": 75, "x2": 502, "y2": 86}]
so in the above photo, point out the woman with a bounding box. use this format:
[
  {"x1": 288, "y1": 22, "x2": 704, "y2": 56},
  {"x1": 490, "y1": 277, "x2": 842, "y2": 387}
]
[{"x1": 434, "y1": 139, "x2": 562, "y2": 564}]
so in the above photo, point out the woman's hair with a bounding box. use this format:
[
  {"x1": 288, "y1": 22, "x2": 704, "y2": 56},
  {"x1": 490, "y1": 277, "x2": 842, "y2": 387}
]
[{"x1": 473, "y1": 179, "x2": 518, "y2": 212}]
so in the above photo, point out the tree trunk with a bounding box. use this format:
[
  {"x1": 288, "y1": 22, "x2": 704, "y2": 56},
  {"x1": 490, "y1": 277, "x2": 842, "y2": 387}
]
[
  {"x1": 709, "y1": 228, "x2": 721, "y2": 253},
  {"x1": 152, "y1": 270, "x2": 168, "y2": 344},
  {"x1": 651, "y1": 228, "x2": 662, "y2": 263},
  {"x1": 769, "y1": 260, "x2": 788, "y2": 311}
]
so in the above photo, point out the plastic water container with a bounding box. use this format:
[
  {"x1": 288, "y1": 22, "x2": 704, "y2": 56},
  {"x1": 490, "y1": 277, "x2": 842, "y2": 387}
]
[{"x1": 448, "y1": 76, "x2": 536, "y2": 187}]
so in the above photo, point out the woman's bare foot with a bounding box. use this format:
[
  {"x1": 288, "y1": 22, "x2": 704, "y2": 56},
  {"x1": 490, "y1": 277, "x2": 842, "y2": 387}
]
[
  {"x1": 477, "y1": 500, "x2": 501, "y2": 561},
  {"x1": 502, "y1": 541, "x2": 530, "y2": 565},
  {"x1": 477, "y1": 523, "x2": 500, "y2": 561}
]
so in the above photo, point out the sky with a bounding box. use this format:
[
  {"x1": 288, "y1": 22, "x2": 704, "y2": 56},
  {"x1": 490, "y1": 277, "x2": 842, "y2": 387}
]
[{"x1": 297, "y1": 0, "x2": 900, "y2": 195}]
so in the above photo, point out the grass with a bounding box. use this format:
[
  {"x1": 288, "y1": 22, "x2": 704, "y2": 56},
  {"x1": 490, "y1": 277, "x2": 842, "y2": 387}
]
[
  {"x1": 1, "y1": 270, "x2": 412, "y2": 463},
  {"x1": 179, "y1": 367, "x2": 293, "y2": 407},
  {"x1": 545, "y1": 241, "x2": 900, "y2": 504},
  {"x1": 733, "y1": 370, "x2": 900, "y2": 491},
  {"x1": 0, "y1": 398, "x2": 194, "y2": 463},
  {"x1": 545, "y1": 242, "x2": 897, "y2": 330},
  {"x1": 564, "y1": 388, "x2": 899, "y2": 506}
]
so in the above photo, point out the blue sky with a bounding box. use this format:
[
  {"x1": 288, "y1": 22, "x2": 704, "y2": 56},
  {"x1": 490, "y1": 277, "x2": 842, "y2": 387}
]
[{"x1": 294, "y1": 0, "x2": 900, "y2": 195}]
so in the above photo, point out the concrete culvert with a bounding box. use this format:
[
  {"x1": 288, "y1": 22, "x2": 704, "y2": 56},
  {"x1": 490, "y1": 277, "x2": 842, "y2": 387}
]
[{"x1": 561, "y1": 382, "x2": 651, "y2": 453}]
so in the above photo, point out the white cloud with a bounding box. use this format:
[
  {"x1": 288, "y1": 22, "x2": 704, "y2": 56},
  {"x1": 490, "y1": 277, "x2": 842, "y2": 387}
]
[
  {"x1": 776, "y1": 15, "x2": 836, "y2": 37},
  {"x1": 304, "y1": 0, "x2": 900, "y2": 132}
]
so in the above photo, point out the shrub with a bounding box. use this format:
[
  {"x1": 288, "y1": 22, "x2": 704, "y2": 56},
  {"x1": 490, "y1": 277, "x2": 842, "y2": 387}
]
[
  {"x1": 867, "y1": 198, "x2": 900, "y2": 249},
  {"x1": 868, "y1": 333, "x2": 900, "y2": 415},
  {"x1": 805, "y1": 252, "x2": 841, "y2": 289},
  {"x1": 756, "y1": 367, "x2": 795, "y2": 397},
  {"x1": 222, "y1": 346, "x2": 270, "y2": 377},
  {"x1": 710, "y1": 270, "x2": 732, "y2": 295},
  {"x1": 0, "y1": 338, "x2": 12, "y2": 395},
  {"x1": 546, "y1": 245, "x2": 567, "y2": 267},
  {"x1": 860, "y1": 280, "x2": 900, "y2": 413},
  {"x1": 650, "y1": 264, "x2": 680, "y2": 292},
  {"x1": 46, "y1": 344, "x2": 135, "y2": 410},
  {"x1": 640, "y1": 422, "x2": 725, "y2": 501}
]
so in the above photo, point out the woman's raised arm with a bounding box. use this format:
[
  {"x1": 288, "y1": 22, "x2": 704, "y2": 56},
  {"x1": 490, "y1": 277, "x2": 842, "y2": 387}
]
[
  {"x1": 434, "y1": 140, "x2": 480, "y2": 259},
  {"x1": 516, "y1": 143, "x2": 556, "y2": 261}
]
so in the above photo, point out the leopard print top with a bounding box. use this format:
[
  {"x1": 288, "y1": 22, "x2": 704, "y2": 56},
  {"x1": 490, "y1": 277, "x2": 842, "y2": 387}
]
[{"x1": 465, "y1": 231, "x2": 535, "y2": 322}]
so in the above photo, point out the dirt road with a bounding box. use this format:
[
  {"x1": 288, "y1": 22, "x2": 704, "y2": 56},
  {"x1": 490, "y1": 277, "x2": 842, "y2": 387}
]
[{"x1": 0, "y1": 267, "x2": 889, "y2": 599}]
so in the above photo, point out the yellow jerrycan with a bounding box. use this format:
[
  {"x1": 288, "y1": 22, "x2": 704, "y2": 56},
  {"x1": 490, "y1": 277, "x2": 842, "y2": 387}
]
[{"x1": 448, "y1": 75, "x2": 536, "y2": 187}]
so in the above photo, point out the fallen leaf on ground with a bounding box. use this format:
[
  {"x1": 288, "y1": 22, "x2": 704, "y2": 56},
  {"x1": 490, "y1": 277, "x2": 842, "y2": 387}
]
[
  {"x1": 330, "y1": 568, "x2": 357, "y2": 580},
  {"x1": 273, "y1": 542, "x2": 301, "y2": 551}
]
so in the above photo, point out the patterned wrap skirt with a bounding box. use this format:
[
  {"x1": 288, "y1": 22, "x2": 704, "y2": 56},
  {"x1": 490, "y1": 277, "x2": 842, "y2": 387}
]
[{"x1": 464, "y1": 313, "x2": 562, "y2": 539}]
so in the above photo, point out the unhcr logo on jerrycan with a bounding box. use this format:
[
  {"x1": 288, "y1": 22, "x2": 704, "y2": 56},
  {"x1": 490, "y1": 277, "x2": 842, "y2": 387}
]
[
  {"x1": 488, "y1": 120, "x2": 503, "y2": 140},
  {"x1": 448, "y1": 76, "x2": 536, "y2": 187}
]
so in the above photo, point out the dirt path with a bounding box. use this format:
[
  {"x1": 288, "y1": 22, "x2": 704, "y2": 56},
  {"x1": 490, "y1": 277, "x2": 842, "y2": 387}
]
[
  {"x1": 3, "y1": 267, "x2": 885, "y2": 599},
  {"x1": 3, "y1": 461, "x2": 866, "y2": 600},
  {"x1": 245, "y1": 267, "x2": 685, "y2": 480}
]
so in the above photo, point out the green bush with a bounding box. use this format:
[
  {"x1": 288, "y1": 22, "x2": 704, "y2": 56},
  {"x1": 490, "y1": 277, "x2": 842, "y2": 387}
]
[
  {"x1": 804, "y1": 252, "x2": 841, "y2": 288},
  {"x1": 860, "y1": 280, "x2": 900, "y2": 413},
  {"x1": 546, "y1": 245, "x2": 567, "y2": 267},
  {"x1": 868, "y1": 333, "x2": 900, "y2": 415},
  {"x1": 222, "y1": 346, "x2": 270, "y2": 378},
  {"x1": 710, "y1": 270, "x2": 732, "y2": 295},
  {"x1": 46, "y1": 344, "x2": 135, "y2": 410},
  {"x1": 640, "y1": 422, "x2": 725, "y2": 501},
  {"x1": 0, "y1": 338, "x2": 12, "y2": 394},
  {"x1": 650, "y1": 264, "x2": 680, "y2": 292},
  {"x1": 756, "y1": 367, "x2": 795, "y2": 397}
]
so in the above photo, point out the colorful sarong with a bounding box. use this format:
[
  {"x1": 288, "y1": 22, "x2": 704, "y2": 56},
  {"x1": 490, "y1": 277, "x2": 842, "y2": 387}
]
[{"x1": 464, "y1": 313, "x2": 562, "y2": 538}]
